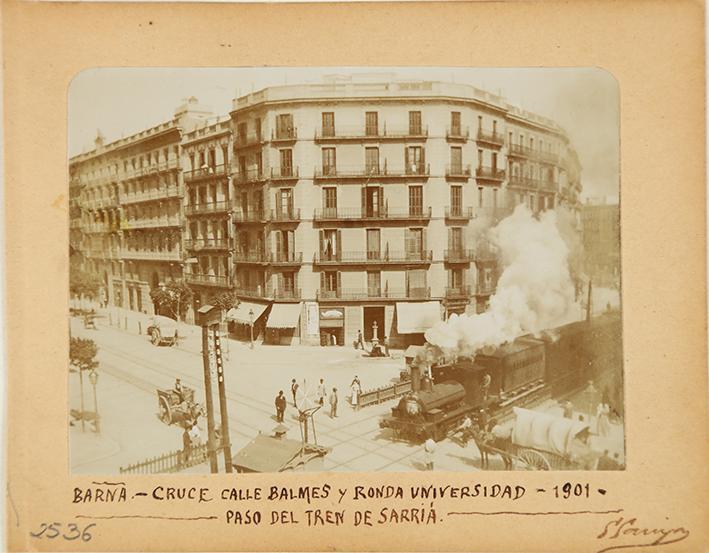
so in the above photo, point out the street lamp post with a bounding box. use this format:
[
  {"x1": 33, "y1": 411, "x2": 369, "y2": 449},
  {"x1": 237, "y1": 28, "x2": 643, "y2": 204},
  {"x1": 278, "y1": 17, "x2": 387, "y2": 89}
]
[
  {"x1": 88, "y1": 369, "x2": 100, "y2": 434},
  {"x1": 249, "y1": 309, "x2": 254, "y2": 349}
]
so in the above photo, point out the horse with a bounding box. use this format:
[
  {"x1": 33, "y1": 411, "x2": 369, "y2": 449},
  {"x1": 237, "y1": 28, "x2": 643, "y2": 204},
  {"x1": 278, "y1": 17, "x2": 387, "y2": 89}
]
[{"x1": 472, "y1": 426, "x2": 515, "y2": 470}]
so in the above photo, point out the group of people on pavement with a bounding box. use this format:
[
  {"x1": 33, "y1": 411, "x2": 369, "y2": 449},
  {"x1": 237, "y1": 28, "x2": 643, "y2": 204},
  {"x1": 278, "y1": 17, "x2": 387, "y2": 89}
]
[{"x1": 274, "y1": 375, "x2": 365, "y2": 421}]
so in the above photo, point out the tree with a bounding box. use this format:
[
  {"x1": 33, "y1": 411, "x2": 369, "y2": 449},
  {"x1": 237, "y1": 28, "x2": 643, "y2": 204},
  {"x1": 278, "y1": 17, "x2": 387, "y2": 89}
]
[
  {"x1": 211, "y1": 291, "x2": 240, "y2": 312},
  {"x1": 149, "y1": 281, "x2": 193, "y2": 321},
  {"x1": 70, "y1": 266, "x2": 101, "y2": 300},
  {"x1": 70, "y1": 337, "x2": 99, "y2": 373}
]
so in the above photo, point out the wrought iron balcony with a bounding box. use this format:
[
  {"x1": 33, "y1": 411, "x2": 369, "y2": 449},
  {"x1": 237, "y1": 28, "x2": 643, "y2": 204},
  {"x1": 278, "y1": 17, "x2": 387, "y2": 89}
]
[
  {"x1": 121, "y1": 249, "x2": 182, "y2": 261},
  {"x1": 444, "y1": 249, "x2": 474, "y2": 263},
  {"x1": 314, "y1": 124, "x2": 428, "y2": 142},
  {"x1": 185, "y1": 200, "x2": 231, "y2": 215},
  {"x1": 476, "y1": 166, "x2": 506, "y2": 182},
  {"x1": 446, "y1": 126, "x2": 470, "y2": 141},
  {"x1": 272, "y1": 288, "x2": 301, "y2": 301},
  {"x1": 476, "y1": 128, "x2": 505, "y2": 147},
  {"x1": 234, "y1": 285, "x2": 272, "y2": 299},
  {"x1": 314, "y1": 250, "x2": 433, "y2": 265},
  {"x1": 233, "y1": 209, "x2": 266, "y2": 223},
  {"x1": 445, "y1": 206, "x2": 474, "y2": 220},
  {"x1": 445, "y1": 286, "x2": 471, "y2": 298},
  {"x1": 121, "y1": 186, "x2": 181, "y2": 204},
  {"x1": 445, "y1": 164, "x2": 472, "y2": 179},
  {"x1": 314, "y1": 162, "x2": 430, "y2": 180},
  {"x1": 120, "y1": 216, "x2": 181, "y2": 230},
  {"x1": 184, "y1": 164, "x2": 228, "y2": 183},
  {"x1": 313, "y1": 206, "x2": 431, "y2": 222},
  {"x1": 316, "y1": 286, "x2": 431, "y2": 301},
  {"x1": 270, "y1": 166, "x2": 299, "y2": 180},
  {"x1": 508, "y1": 175, "x2": 542, "y2": 190},
  {"x1": 476, "y1": 281, "x2": 497, "y2": 295},
  {"x1": 508, "y1": 143, "x2": 533, "y2": 158},
  {"x1": 185, "y1": 273, "x2": 231, "y2": 287},
  {"x1": 271, "y1": 128, "x2": 298, "y2": 142},
  {"x1": 234, "y1": 169, "x2": 267, "y2": 185},
  {"x1": 183, "y1": 238, "x2": 231, "y2": 251},
  {"x1": 234, "y1": 132, "x2": 265, "y2": 149},
  {"x1": 234, "y1": 251, "x2": 269, "y2": 264},
  {"x1": 271, "y1": 251, "x2": 303, "y2": 265},
  {"x1": 270, "y1": 208, "x2": 301, "y2": 222}
]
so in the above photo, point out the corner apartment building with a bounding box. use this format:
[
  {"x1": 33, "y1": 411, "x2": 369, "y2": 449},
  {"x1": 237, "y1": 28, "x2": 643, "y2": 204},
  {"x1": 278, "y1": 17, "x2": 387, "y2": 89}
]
[
  {"x1": 227, "y1": 78, "x2": 582, "y2": 347},
  {"x1": 69, "y1": 97, "x2": 213, "y2": 314}
]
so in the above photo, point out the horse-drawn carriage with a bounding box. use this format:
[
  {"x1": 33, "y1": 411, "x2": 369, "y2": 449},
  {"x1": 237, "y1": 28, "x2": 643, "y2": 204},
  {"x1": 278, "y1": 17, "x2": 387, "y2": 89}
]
[
  {"x1": 146, "y1": 315, "x2": 179, "y2": 346},
  {"x1": 470, "y1": 407, "x2": 598, "y2": 470},
  {"x1": 156, "y1": 384, "x2": 204, "y2": 427}
]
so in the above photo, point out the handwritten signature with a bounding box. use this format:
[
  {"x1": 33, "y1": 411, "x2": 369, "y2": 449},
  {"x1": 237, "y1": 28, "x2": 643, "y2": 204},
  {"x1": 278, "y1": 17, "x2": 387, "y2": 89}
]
[{"x1": 596, "y1": 516, "x2": 690, "y2": 553}]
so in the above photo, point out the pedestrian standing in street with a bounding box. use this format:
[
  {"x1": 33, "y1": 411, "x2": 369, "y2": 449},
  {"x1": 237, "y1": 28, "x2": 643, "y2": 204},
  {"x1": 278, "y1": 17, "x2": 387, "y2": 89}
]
[
  {"x1": 423, "y1": 438, "x2": 436, "y2": 470},
  {"x1": 275, "y1": 390, "x2": 286, "y2": 422},
  {"x1": 350, "y1": 376, "x2": 361, "y2": 410},
  {"x1": 290, "y1": 379, "x2": 299, "y2": 407},
  {"x1": 383, "y1": 335, "x2": 390, "y2": 356},
  {"x1": 480, "y1": 373, "x2": 492, "y2": 402},
  {"x1": 317, "y1": 378, "x2": 326, "y2": 406},
  {"x1": 356, "y1": 330, "x2": 365, "y2": 350},
  {"x1": 329, "y1": 388, "x2": 338, "y2": 418},
  {"x1": 596, "y1": 403, "x2": 611, "y2": 436},
  {"x1": 562, "y1": 400, "x2": 574, "y2": 419},
  {"x1": 181, "y1": 425, "x2": 192, "y2": 466}
]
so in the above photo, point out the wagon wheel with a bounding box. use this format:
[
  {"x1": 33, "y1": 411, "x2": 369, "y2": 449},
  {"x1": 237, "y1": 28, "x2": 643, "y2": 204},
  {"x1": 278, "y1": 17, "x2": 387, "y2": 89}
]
[
  {"x1": 517, "y1": 448, "x2": 551, "y2": 471},
  {"x1": 151, "y1": 328, "x2": 161, "y2": 346},
  {"x1": 158, "y1": 396, "x2": 172, "y2": 424}
]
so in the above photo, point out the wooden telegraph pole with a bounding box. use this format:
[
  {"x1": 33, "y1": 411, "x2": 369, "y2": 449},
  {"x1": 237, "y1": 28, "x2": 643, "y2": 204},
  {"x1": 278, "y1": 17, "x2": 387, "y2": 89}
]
[
  {"x1": 198, "y1": 305, "x2": 219, "y2": 473},
  {"x1": 212, "y1": 325, "x2": 233, "y2": 472}
]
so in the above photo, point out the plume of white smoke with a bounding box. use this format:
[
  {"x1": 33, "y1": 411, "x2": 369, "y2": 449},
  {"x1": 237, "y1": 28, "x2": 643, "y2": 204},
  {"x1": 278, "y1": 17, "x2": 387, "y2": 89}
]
[{"x1": 424, "y1": 205, "x2": 581, "y2": 356}]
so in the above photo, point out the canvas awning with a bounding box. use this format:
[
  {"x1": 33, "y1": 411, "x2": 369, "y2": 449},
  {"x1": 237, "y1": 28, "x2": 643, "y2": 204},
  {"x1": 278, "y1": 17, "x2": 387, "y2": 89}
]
[
  {"x1": 226, "y1": 301, "x2": 269, "y2": 324},
  {"x1": 396, "y1": 301, "x2": 442, "y2": 334},
  {"x1": 266, "y1": 303, "x2": 302, "y2": 329}
]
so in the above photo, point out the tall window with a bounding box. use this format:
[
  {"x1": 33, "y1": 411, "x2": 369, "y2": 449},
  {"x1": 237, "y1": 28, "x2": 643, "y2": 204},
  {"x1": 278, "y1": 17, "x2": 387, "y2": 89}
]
[
  {"x1": 450, "y1": 268, "x2": 464, "y2": 290},
  {"x1": 365, "y1": 112, "x2": 378, "y2": 136},
  {"x1": 449, "y1": 227, "x2": 463, "y2": 252},
  {"x1": 238, "y1": 122, "x2": 247, "y2": 142},
  {"x1": 238, "y1": 156, "x2": 247, "y2": 177},
  {"x1": 477, "y1": 115, "x2": 483, "y2": 131},
  {"x1": 451, "y1": 112, "x2": 461, "y2": 136},
  {"x1": 478, "y1": 187, "x2": 484, "y2": 207},
  {"x1": 221, "y1": 145, "x2": 229, "y2": 168},
  {"x1": 276, "y1": 229, "x2": 295, "y2": 261},
  {"x1": 450, "y1": 147, "x2": 463, "y2": 174},
  {"x1": 322, "y1": 148, "x2": 336, "y2": 175},
  {"x1": 406, "y1": 269, "x2": 427, "y2": 298},
  {"x1": 322, "y1": 112, "x2": 335, "y2": 137},
  {"x1": 282, "y1": 272, "x2": 295, "y2": 294},
  {"x1": 409, "y1": 185, "x2": 423, "y2": 216},
  {"x1": 366, "y1": 229, "x2": 381, "y2": 259},
  {"x1": 450, "y1": 186, "x2": 462, "y2": 216},
  {"x1": 406, "y1": 228, "x2": 424, "y2": 259},
  {"x1": 406, "y1": 146, "x2": 424, "y2": 174},
  {"x1": 492, "y1": 120, "x2": 498, "y2": 136},
  {"x1": 322, "y1": 229, "x2": 338, "y2": 259},
  {"x1": 367, "y1": 271, "x2": 381, "y2": 297},
  {"x1": 323, "y1": 187, "x2": 337, "y2": 217},
  {"x1": 279, "y1": 149, "x2": 293, "y2": 177},
  {"x1": 508, "y1": 131, "x2": 513, "y2": 146},
  {"x1": 276, "y1": 114, "x2": 294, "y2": 139},
  {"x1": 363, "y1": 187, "x2": 382, "y2": 217},
  {"x1": 492, "y1": 188, "x2": 498, "y2": 209},
  {"x1": 277, "y1": 188, "x2": 294, "y2": 218},
  {"x1": 409, "y1": 111, "x2": 422, "y2": 135},
  {"x1": 323, "y1": 271, "x2": 338, "y2": 293},
  {"x1": 208, "y1": 148, "x2": 216, "y2": 169},
  {"x1": 365, "y1": 147, "x2": 380, "y2": 174},
  {"x1": 477, "y1": 149, "x2": 483, "y2": 169},
  {"x1": 492, "y1": 152, "x2": 498, "y2": 170},
  {"x1": 255, "y1": 118, "x2": 262, "y2": 140}
]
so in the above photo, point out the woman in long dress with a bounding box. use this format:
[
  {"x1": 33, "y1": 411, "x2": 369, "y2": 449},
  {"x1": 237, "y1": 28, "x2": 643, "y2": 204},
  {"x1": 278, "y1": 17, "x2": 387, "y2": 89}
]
[
  {"x1": 350, "y1": 381, "x2": 360, "y2": 409},
  {"x1": 596, "y1": 403, "x2": 611, "y2": 437}
]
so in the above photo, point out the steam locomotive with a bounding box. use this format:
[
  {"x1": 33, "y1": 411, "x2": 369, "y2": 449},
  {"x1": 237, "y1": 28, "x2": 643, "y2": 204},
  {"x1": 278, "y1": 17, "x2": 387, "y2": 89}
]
[{"x1": 379, "y1": 311, "x2": 622, "y2": 442}]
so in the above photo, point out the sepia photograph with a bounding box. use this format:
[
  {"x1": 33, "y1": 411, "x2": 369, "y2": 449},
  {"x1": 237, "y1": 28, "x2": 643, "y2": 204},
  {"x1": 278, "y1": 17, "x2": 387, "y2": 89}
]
[{"x1": 67, "y1": 67, "x2": 622, "y2": 475}]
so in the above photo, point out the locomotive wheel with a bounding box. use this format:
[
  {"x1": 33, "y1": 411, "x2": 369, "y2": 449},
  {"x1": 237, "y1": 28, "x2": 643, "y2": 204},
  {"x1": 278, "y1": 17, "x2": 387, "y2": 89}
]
[
  {"x1": 151, "y1": 329, "x2": 161, "y2": 346},
  {"x1": 159, "y1": 397, "x2": 172, "y2": 424},
  {"x1": 517, "y1": 449, "x2": 551, "y2": 471}
]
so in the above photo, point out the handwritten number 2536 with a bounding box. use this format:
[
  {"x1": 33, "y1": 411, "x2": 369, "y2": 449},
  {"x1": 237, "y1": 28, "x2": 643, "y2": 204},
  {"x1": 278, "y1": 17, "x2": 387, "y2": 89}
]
[{"x1": 30, "y1": 522, "x2": 96, "y2": 542}]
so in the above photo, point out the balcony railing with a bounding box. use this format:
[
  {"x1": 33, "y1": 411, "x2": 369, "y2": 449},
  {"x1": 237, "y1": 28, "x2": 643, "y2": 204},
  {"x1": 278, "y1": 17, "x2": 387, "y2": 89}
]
[
  {"x1": 185, "y1": 200, "x2": 231, "y2": 215},
  {"x1": 270, "y1": 208, "x2": 301, "y2": 222},
  {"x1": 184, "y1": 164, "x2": 227, "y2": 182},
  {"x1": 476, "y1": 166, "x2": 506, "y2": 181},
  {"x1": 234, "y1": 169, "x2": 267, "y2": 185},
  {"x1": 313, "y1": 206, "x2": 432, "y2": 222},
  {"x1": 508, "y1": 175, "x2": 542, "y2": 189},
  {"x1": 183, "y1": 238, "x2": 230, "y2": 251},
  {"x1": 317, "y1": 286, "x2": 431, "y2": 301},
  {"x1": 314, "y1": 162, "x2": 429, "y2": 180},
  {"x1": 445, "y1": 164, "x2": 472, "y2": 179},
  {"x1": 121, "y1": 249, "x2": 182, "y2": 261},
  {"x1": 270, "y1": 166, "x2": 299, "y2": 180},
  {"x1": 508, "y1": 143, "x2": 533, "y2": 158},
  {"x1": 234, "y1": 251, "x2": 269, "y2": 264},
  {"x1": 271, "y1": 128, "x2": 298, "y2": 142},
  {"x1": 233, "y1": 209, "x2": 266, "y2": 223},
  {"x1": 185, "y1": 273, "x2": 231, "y2": 287},
  {"x1": 444, "y1": 249, "x2": 474, "y2": 263},
  {"x1": 476, "y1": 128, "x2": 505, "y2": 146},
  {"x1": 445, "y1": 286, "x2": 471, "y2": 299},
  {"x1": 271, "y1": 251, "x2": 303, "y2": 264},
  {"x1": 234, "y1": 132, "x2": 265, "y2": 149},
  {"x1": 445, "y1": 206, "x2": 474, "y2": 220},
  {"x1": 234, "y1": 285, "x2": 272, "y2": 299},
  {"x1": 446, "y1": 126, "x2": 470, "y2": 141},
  {"x1": 476, "y1": 281, "x2": 497, "y2": 295},
  {"x1": 272, "y1": 288, "x2": 301, "y2": 301},
  {"x1": 539, "y1": 178, "x2": 558, "y2": 192},
  {"x1": 120, "y1": 216, "x2": 181, "y2": 229},
  {"x1": 314, "y1": 250, "x2": 433, "y2": 265},
  {"x1": 121, "y1": 186, "x2": 182, "y2": 204},
  {"x1": 126, "y1": 159, "x2": 180, "y2": 179},
  {"x1": 314, "y1": 124, "x2": 428, "y2": 141}
]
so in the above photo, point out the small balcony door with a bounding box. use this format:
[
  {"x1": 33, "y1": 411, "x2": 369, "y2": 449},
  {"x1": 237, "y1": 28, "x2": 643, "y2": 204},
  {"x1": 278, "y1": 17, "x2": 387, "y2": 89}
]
[
  {"x1": 409, "y1": 185, "x2": 423, "y2": 216},
  {"x1": 276, "y1": 114, "x2": 294, "y2": 139},
  {"x1": 450, "y1": 185, "x2": 462, "y2": 216},
  {"x1": 363, "y1": 187, "x2": 383, "y2": 218},
  {"x1": 451, "y1": 111, "x2": 461, "y2": 136},
  {"x1": 366, "y1": 229, "x2": 381, "y2": 260},
  {"x1": 409, "y1": 111, "x2": 422, "y2": 135},
  {"x1": 406, "y1": 228, "x2": 424, "y2": 260},
  {"x1": 367, "y1": 271, "x2": 381, "y2": 297},
  {"x1": 322, "y1": 112, "x2": 335, "y2": 137},
  {"x1": 322, "y1": 148, "x2": 336, "y2": 176},
  {"x1": 365, "y1": 147, "x2": 380, "y2": 175},
  {"x1": 365, "y1": 112, "x2": 378, "y2": 136},
  {"x1": 323, "y1": 187, "x2": 337, "y2": 218},
  {"x1": 279, "y1": 149, "x2": 293, "y2": 177}
]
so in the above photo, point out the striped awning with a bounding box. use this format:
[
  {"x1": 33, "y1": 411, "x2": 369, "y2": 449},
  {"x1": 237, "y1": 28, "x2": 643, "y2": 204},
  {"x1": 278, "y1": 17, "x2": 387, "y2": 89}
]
[
  {"x1": 226, "y1": 301, "x2": 269, "y2": 324},
  {"x1": 396, "y1": 301, "x2": 442, "y2": 334},
  {"x1": 266, "y1": 303, "x2": 302, "y2": 329}
]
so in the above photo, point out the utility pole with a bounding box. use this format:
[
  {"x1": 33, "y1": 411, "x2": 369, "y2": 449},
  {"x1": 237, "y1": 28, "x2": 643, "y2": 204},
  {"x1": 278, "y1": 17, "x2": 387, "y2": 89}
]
[
  {"x1": 212, "y1": 326, "x2": 233, "y2": 472},
  {"x1": 201, "y1": 324, "x2": 218, "y2": 473}
]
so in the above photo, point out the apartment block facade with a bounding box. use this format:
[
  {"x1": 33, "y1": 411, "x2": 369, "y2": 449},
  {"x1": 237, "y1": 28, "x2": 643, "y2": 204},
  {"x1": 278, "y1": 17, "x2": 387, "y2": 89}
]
[{"x1": 70, "y1": 79, "x2": 582, "y2": 347}]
